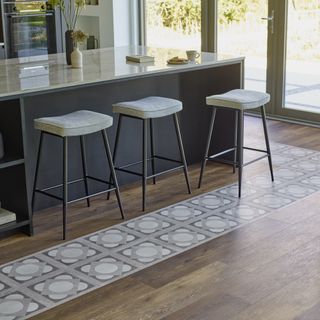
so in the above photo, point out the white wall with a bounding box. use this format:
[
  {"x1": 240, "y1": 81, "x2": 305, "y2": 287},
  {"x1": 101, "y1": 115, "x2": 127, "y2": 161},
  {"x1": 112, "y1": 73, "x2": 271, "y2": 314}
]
[{"x1": 76, "y1": 0, "x2": 139, "y2": 49}]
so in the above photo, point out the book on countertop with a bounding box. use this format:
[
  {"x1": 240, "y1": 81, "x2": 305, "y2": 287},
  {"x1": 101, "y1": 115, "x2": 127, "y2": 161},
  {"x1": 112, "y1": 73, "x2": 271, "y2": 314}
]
[
  {"x1": 0, "y1": 208, "x2": 16, "y2": 225},
  {"x1": 126, "y1": 55, "x2": 155, "y2": 63}
]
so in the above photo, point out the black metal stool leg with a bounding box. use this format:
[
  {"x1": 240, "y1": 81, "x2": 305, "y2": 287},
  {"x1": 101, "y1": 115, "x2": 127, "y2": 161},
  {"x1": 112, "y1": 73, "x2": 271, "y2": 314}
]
[
  {"x1": 142, "y1": 119, "x2": 148, "y2": 211},
  {"x1": 80, "y1": 136, "x2": 90, "y2": 207},
  {"x1": 63, "y1": 137, "x2": 68, "y2": 240},
  {"x1": 150, "y1": 119, "x2": 156, "y2": 185},
  {"x1": 198, "y1": 108, "x2": 216, "y2": 188},
  {"x1": 107, "y1": 114, "x2": 123, "y2": 200},
  {"x1": 173, "y1": 113, "x2": 191, "y2": 194},
  {"x1": 233, "y1": 110, "x2": 238, "y2": 174},
  {"x1": 261, "y1": 105, "x2": 274, "y2": 181},
  {"x1": 238, "y1": 110, "x2": 244, "y2": 198},
  {"x1": 102, "y1": 130, "x2": 125, "y2": 219},
  {"x1": 31, "y1": 131, "x2": 44, "y2": 213}
]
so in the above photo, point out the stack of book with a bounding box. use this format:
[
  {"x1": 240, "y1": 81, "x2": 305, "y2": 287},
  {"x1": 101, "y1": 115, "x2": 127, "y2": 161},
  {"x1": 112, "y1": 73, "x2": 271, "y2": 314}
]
[
  {"x1": 126, "y1": 55, "x2": 155, "y2": 63},
  {"x1": 0, "y1": 207, "x2": 16, "y2": 225}
]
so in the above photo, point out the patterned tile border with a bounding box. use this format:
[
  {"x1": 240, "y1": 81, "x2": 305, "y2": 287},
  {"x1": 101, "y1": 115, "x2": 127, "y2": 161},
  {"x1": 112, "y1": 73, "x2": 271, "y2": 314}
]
[{"x1": 0, "y1": 142, "x2": 319, "y2": 319}]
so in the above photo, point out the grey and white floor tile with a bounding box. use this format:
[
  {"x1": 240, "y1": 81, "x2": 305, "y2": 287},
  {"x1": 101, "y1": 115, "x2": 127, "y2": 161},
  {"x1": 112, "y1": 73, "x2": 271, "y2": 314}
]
[
  {"x1": 275, "y1": 183, "x2": 317, "y2": 199},
  {"x1": 216, "y1": 183, "x2": 258, "y2": 199},
  {"x1": 192, "y1": 215, "x2": 239, "y2": 235},
  {"x1": 288, "y1": 159, "x2": 320, "y2": 172},
  {"x1": 273, "y1": 167, "x2": 306, "y2": 181},
  {"x1": 300, "y1": 174, "x2": 320, "y2": 188},
  {"x1": 43, "y1": 243, "x2": 99, "y2": 266},
  {"x1": 76, "y1": 257, "x2": 135, "y2": 283},
  {"x1": 244, "y1": 174, "x2": 284, "y2": 190},
  {"x1": 220, "y1": 204, "x2": 269, "y2": 222},
  {"x1": 157, "y1": 205, "x2": 206, "y2": 223},
  {"x1": 190, "y1": 193, "x2": 234, "y2": 210},
  {"x1": 0, "y1": 292, "x2": 45, "y2": 320},
  {"x1": 252, "y1": 193, "x2": 294, "y2": 210},
  {"x1": 0, "y1": 142, "x2": 319, "y2": 319},
  {"x1": 85, "y1": 229, "x2": 137, "y2": 249}
]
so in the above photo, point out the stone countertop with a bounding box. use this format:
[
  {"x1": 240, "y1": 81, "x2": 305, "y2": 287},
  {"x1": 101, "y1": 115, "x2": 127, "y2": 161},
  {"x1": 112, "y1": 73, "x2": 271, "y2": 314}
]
[{"x1": 0, "y1": 46, "x2": 244, "y2": 100}]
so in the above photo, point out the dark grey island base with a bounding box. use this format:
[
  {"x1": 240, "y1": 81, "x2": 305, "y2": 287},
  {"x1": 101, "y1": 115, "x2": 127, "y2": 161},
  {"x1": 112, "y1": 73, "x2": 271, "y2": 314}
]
[{"x1": 0, "y1": 47, "x2": 244, "y2": 236}]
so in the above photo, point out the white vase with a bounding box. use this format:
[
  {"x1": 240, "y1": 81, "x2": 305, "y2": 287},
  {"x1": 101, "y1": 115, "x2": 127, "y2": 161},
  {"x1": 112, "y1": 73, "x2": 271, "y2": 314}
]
[{"x1": 71, "y1": 47, "x2": 83, "y2": 68}]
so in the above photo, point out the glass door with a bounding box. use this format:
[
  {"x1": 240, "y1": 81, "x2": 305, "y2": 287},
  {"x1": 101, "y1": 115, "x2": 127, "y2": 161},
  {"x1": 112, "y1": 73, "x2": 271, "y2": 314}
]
[
  {"x1": 217, "y1": 0, "x2": 269, "y2": 93},
  {"x1": 277, "y1": 0, "x2": 320, "y2": 122},
  {"x1": 143, "y1": 0, "x2": 201, "y2": 50}
]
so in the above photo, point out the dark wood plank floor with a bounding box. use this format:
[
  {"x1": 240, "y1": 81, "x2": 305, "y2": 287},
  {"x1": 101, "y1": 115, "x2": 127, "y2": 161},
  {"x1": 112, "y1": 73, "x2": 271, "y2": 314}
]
[{"x1": 1, "y1": 116, "x2": 320, "y2": 320}]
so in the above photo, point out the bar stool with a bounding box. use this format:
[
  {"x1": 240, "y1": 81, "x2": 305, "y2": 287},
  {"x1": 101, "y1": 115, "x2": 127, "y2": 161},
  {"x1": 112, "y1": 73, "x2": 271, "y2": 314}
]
[
  {"x1": 32, "y1": 110, "x2": 124, "y2": 240},
  {"x1": 110, "y1": 96, "x2": 191, "y2": 211},
  {"x1": 198, "y1": 89, "x2": 274, "y2": 197}
]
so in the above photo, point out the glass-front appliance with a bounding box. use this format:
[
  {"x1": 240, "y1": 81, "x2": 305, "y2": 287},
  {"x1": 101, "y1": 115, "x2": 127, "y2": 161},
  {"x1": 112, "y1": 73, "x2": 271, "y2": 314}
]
[{"x1": 2, "y1": 0, "x2": 57, "y2": 58}]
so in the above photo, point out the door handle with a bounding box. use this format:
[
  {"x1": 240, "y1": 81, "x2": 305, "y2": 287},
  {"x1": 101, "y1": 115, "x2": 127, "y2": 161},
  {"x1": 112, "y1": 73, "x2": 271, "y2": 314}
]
[{"x1": 261, "y1": 10, "x2": 274, "y2": 34}]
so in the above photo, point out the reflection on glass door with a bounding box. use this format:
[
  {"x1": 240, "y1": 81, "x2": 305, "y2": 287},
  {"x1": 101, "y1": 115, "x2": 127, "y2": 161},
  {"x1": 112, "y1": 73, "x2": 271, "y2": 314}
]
[
  {"x1": 144, "y1": 0, "x2": 201, "y2": 50},
  {"x1": 284, "y1": 0, "x2": 320, "y2": 114},
  {"x1": 217, "y1": 0, "x2": 268, "y2": 92}
]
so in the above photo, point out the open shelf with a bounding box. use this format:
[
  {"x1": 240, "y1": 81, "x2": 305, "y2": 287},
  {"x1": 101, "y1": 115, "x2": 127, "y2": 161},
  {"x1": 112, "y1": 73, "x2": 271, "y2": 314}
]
[
  {"x1": 0, "y1": 219, "x2": 30, "y2": 233},
  {"x1": 0, "y1": 156, "x2": 24, "y2": 170},
  {"x1": 0, "y1": 99, "x2": 32, "y2": 236}
]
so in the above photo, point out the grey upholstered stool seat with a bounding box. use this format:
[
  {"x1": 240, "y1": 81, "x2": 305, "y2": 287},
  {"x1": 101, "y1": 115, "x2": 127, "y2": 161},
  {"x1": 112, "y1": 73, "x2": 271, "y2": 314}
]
[
  {"x1": 110, "y1": 96, "x2": 191, "y2": 211},
  {"x1": 199, "y1": 89, "x2": 274, "y2": 198},
  {"x1": 34, "y1": 110, "x2": 113, "y2": 137},
  {"x1": 206, "y1": 89, "x2": 270, "y2": 110},
  {"x1": 32, "y1": 110, "x2": 124, "y2": 240},
  {"x1": 113, "y1": 96, "x2": 182, "y2": 119}
]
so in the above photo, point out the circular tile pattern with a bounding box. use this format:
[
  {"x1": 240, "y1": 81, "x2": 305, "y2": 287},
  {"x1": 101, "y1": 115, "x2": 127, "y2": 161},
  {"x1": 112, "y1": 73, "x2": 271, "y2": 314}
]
[
  {"x1": 123, "y1": 242, "x2": 172, "y2": 263},
  {"x1": 160, "y1": 205, "x2": 202, "y2": 221},
  {"x1": 160, "y1": 228, "x2": 206, "y2": 247},
  {"x1": 48, "y1": 243, "x2": 96, "y2": 264},
  {"x1": 291, "y1": 160, "x2": 319, "y2": 172},
  {"x1": 271, "y1": 154, "x2": 294, "y2": 166},
  {"x1": 192, "y1": 195, "x2": 232, "y2": 209},
  {"x1": 80, "y1": 257, "x2": 132, "y2": 281},
  {"x1": 275, "y1": 168, "x2": 304, "y2": 180},
  {"x1": 301, "y1": 175, "x2": 320, "y2": 187},
  {"x1": 277, "y1": 184, "x2": 315, "y2": 198},
  {"x1": 89, "y1": 230, "x2": 135, "y2": 248},
  {"x1": 34, "y1": 275, "x2": 88, "y2": 301},
  {"x1": 194, "y1": 216, "x2": 238, "y2": 233},
  {"x1": 0, "y1": 294, "x2": 39, "y2": 319},
  {"x1": 284, "y1": 148, "x2": 314, "y2": 157},
  {"x1": 224, "y1": 205, "x2": 267, "y2": 220},
  {"x1": 127, "y1": 217, "x2": 170, "y2": 234},
  {"x1": 218, "y1": 185, "x2": 256, "y2": 198},
  {"x1": 2, "y1": 259, "x2": 53, "y2": 282},
  {"x1": 246, "y1": 175, "x2": 282, "y2": 189},
  {"x1": 253, "y1": 194, "x2": 292, "y2": 209}
]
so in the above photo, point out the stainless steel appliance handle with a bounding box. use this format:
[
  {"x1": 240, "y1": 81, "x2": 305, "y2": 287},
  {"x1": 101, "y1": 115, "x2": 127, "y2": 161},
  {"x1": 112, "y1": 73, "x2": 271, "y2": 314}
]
[{"x1": 7, "y1": 13, "x2": 54, "y2": 18}]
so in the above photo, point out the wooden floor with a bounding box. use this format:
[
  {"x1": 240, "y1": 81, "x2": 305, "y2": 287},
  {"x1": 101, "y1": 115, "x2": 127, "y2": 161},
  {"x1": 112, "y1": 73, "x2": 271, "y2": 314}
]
[{"x1": 1, "y1": 116, "x2": 320, "y2": 320}]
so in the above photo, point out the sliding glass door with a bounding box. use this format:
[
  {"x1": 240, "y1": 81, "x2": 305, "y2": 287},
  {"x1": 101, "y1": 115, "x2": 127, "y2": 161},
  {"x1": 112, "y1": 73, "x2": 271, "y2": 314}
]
[
  {"x1": 141, "y1": 0, "x2": 320, "y2": 123},
  {"x1": 278, "y1": 0, "x2": 320, "y2": 122},
  {"x1": 217, "y1": 0, "x2": 269, "y2": 92}
]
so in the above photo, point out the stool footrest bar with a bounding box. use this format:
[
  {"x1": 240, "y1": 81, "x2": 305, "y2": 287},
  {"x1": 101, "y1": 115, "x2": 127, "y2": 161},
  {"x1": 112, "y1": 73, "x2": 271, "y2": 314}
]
[
  {"x1": 208, "y1": 147, "x2": 236, "y2": 160},
  {"x1": 243, "y1": 154, "x2": 269, "y2": 167},
  {"x1": 86, "y1": 175, "x2": 113, "y2": 185},
  {"x1": 208, "y1": 158, "x2": 236, "y2": 166},
  {"x1": 243, "y1": 146, "x2": 268, "y2": 153},
  {"x1": 67, "y1": 188, "x2": 116, "y2": 204},
  {"x1": 115, "y1": 168, "x2": 143, "y2": 176},
  {"x1": 41, "y1": 178, "x2": 84, "y2": 192},
  {"x1": 153, "y1": 155, "x2": 182, "y2": 164},
  {"x1": 35, "y1": 190, "x2": 63, "y2": 201},
  {"x1": 35, "y1": 187, "x2": 117, "y2": 204},
  {"x1": 147, "y1": 165, "x2": 184, "y2": 179}
]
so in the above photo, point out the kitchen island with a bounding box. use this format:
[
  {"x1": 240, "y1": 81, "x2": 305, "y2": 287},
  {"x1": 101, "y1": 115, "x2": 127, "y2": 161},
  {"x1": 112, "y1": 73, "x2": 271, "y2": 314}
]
[{"x1": 0, "y1": 46, "x2": 244, "y2": 236}]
